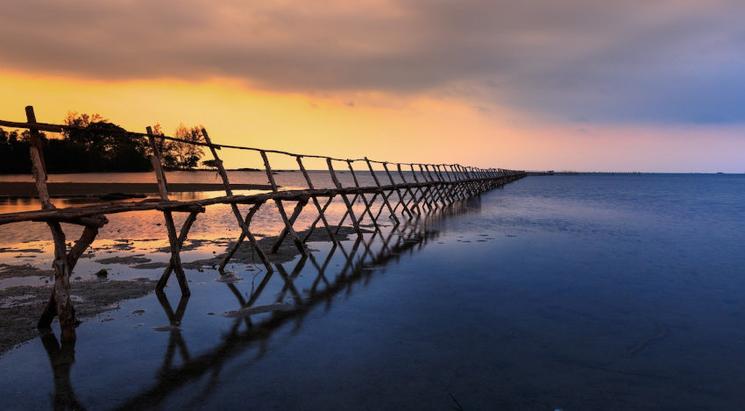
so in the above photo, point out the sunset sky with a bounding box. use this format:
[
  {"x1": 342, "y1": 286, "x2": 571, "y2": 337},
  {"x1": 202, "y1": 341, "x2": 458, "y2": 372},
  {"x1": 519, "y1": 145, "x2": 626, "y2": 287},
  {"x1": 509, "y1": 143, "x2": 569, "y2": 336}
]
[{"x1": 1, "y1": 0, "x2": 744, "y2": 172}]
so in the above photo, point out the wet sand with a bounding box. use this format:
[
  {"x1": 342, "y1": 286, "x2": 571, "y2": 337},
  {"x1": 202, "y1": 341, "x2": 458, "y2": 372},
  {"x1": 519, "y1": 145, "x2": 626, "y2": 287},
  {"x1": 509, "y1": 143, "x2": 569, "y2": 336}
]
[
  {"x1": 0, "y1": 225, "x2": 371, "y2": 355},
  {"x1": 0, "y1": 279, "x2": 155, "y2": 354},
  {"x1": 0, "y1": 182, "x2": 273, "y2": 199}
]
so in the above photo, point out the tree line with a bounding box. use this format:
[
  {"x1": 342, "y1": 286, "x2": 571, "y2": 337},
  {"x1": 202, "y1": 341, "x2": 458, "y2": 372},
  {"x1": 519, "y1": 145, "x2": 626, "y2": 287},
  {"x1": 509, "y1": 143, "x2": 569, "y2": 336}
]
[{"x1": 0, "y1": 113, "x2": 205, "y2": 174}]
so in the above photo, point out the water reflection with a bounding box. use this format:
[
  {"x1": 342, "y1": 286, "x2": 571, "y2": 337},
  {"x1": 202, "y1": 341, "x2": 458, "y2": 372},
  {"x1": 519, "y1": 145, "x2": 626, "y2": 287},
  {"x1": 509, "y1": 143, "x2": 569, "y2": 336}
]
[
  {"x1": 122, "y1": 231, "x2": 441, "y2": 408},
  {"x1": 155, "y1": 291, "x2": 191, "y2": 373},
  {"x1": 35, "y1": 197, "x2": 480, "y2": 410},
  {"x1": 40, "y1": 332, "x2": 85, "y2": 411}
]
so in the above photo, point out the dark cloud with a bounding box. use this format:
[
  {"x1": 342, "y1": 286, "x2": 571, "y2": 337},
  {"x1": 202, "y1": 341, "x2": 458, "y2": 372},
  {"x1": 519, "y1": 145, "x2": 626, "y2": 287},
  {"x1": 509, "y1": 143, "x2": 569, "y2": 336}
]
[{"x1": 1, "y1": 0, "x2": 744, "y2": 123}]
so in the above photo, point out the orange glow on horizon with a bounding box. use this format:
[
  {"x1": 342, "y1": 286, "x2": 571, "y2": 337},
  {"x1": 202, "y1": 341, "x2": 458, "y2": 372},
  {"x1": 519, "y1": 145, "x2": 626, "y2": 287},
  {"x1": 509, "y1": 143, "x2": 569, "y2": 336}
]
[{"x1": 2, "y1": 70, "x2": 744, "y2": 172}]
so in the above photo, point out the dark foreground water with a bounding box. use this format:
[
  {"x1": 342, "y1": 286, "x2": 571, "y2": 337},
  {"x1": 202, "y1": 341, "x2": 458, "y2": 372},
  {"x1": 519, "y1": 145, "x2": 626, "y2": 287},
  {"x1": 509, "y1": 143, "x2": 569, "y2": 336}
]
[{"x1": 2, "y1": 174, "x2": 745, "y2": 410}]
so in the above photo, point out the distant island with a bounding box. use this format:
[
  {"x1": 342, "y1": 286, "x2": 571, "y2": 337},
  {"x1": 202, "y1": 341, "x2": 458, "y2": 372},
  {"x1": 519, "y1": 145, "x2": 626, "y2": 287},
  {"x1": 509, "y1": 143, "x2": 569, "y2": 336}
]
[{"x1": 0, "y1": 113, "x2": 207, "y2": 174}]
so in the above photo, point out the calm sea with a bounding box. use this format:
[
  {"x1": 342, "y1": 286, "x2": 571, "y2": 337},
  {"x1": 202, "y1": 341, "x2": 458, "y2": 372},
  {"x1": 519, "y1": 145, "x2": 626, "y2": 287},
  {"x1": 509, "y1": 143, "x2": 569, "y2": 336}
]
[{"x1": 1, "y1": 174, "x2": 744, "y2": 409}]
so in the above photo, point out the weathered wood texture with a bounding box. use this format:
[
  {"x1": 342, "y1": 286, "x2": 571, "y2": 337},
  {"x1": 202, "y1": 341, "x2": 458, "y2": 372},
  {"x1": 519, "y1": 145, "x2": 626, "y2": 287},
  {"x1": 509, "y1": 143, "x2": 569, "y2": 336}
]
[{"x1": 0, "y1": 106, "x2": 526, "y2": 340}]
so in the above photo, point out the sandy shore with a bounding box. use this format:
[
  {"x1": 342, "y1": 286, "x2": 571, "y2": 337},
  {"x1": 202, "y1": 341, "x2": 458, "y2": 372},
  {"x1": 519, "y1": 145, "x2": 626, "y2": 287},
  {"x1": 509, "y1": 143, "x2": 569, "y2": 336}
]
[{"x1": 0, "y1": 182, "x2": 273, "y2": 199}]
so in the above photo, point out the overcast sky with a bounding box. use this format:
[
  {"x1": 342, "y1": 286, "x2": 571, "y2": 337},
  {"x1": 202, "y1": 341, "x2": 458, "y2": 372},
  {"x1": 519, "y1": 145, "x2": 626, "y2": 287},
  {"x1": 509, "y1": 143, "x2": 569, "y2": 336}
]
[{"x1": 1, "y1": 0, "x2": 744, "y2": 171}]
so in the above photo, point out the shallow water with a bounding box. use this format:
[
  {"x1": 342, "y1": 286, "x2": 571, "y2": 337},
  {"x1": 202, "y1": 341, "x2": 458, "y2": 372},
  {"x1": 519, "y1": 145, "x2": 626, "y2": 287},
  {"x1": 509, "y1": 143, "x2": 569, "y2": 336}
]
[
  {"x1": 1, "y1": 174, "x2": 745, "y2": 409},
  {"x1": 0, "y1": 170, "x2": 423, "y2": 243}
]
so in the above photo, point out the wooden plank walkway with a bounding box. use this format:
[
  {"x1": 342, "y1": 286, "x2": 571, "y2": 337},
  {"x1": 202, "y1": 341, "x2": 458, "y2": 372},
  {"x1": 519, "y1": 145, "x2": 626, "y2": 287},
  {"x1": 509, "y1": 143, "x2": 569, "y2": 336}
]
[
  {"x1": 0, "y1": 182, "x2": 273, "y2": 199},
  {"x1": 0, "y1": 105, "x2": 527, "y2": 341}
]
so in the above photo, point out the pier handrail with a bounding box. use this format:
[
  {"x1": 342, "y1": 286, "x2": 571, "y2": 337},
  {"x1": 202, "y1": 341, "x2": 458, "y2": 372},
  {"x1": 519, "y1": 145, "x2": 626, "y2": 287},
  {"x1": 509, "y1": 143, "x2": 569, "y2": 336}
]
[
  {"x1": 0, "y1": 117, "x2": 525, "y2": 169},
  {"x1": 0, "y1": 105, "x2": 527, "y2": 341}
]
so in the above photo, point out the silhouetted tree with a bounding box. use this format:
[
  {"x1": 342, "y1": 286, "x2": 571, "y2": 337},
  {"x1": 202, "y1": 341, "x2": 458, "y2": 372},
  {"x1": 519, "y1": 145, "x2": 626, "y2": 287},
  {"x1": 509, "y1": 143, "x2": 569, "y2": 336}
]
[
  {"x1": 0, "y1": 113, "x2": 205, "y2": 173},
  {"x1": 0, "y1": 129, "x2": 32, "y2": 173},
  {"x1": 202, "y1": 159, "x2": 220, "y2": 169},
  {"x1": 51, "y1": 112, "x2": 151, "y2": 172},
  {"x1": 169, "y1": 125, "x2": 205, "y2": 169}
]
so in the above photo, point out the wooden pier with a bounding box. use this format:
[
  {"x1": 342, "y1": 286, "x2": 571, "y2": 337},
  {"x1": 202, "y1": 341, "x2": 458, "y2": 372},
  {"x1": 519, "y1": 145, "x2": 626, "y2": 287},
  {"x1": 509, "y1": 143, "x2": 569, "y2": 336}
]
[{"x1": 0, "y1": 105, "x2": 526, "y2": 341}]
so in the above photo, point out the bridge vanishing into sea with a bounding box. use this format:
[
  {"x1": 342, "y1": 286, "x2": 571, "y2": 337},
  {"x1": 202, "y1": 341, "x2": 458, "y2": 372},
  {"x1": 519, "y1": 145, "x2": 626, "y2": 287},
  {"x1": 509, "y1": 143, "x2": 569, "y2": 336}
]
[{"x1": 0, "y1": 105, "x2": 526, "y2": 341}]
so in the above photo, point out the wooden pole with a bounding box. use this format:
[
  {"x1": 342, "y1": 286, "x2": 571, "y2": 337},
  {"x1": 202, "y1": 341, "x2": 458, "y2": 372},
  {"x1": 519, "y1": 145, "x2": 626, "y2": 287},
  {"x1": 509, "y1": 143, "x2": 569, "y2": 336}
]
[
  {"x1": 25, "y1": 106, "x2": 53, "y2": 209},
  {"x1": 158, "y1": 210, "x2": 199, "y2": 290},
  {"x1": 327, "y1": 158, "x2": 362, "y2": 234},
  {"x1": 218, "y1": 202, "x2": 264, "y2": 273},
  {"x1": 296, "y1": 156, "x2": 339, "y2": 244},
  {"x1": 201, "y1": 128, "x2": 272, "y2": 272},
  {"x1": 346, "y1": 160, "x2": 382, "y2": 232},
  {"x1": 26, "y1": 106, "x2": 106, "y2": 341},
  {"x1": 396, "y1": 164, "x2": 423, "y2": 216},
  {"x1": 410, "y1": 164, "x2": 434, "y2": 211},
  {"x1": 271, "y1": 197, "x2": 308, "y2": 253},
  {"x1": 302, "y1": 196, "x2": 336, "y2": 243},
  {"x1": 382, "y1": 162, "x2": 414, "y2": 218},
  {"x1": 260, "y1": 150, "x2": 307, "y2": 255},
  {"x1": 147, "y1": 126, "x2": 190, "y2": 296},
  {"x1": 364, "y1": 157, "x2": 399, "y2": 225}
]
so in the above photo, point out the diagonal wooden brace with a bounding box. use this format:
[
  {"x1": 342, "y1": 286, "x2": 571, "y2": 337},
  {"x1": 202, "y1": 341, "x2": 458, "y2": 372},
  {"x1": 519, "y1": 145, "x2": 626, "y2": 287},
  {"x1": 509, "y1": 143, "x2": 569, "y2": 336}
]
[
  {"x1": 271, "y1": 198, "x2": 308, "y2": 254},
  {"x1": 219, "y1": 202, "x2": 269, "y2": 273},
  {"x1": 38, "y1": 215, "x2": 108, "y2": 341},
  {"x1": 157, "y1": 210, "x2": 201, "y2": 292},
  {"x1": 260, "y1": 151, "x2": 307, "y2": 255},
  {"x1": 296, "y1": 156, "x2": 339, "y2": 245}
]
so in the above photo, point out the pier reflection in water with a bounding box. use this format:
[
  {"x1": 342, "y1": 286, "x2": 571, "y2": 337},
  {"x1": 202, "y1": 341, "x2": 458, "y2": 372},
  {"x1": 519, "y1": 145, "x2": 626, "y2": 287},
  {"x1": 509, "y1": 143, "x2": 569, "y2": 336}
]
[
  {"x1": 39, "y1": 197, "x2": 480, "y2": 410},
  {"x1": 22, "y1": 174, "x2": 745, "y2": 409}
]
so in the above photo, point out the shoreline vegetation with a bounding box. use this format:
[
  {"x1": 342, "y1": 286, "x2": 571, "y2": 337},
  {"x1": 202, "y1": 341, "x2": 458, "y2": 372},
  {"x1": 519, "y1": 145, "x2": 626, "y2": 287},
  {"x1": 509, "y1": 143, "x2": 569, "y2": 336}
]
[{"x1": 0, "y1": 112, "x2": 208, "y2": 174}]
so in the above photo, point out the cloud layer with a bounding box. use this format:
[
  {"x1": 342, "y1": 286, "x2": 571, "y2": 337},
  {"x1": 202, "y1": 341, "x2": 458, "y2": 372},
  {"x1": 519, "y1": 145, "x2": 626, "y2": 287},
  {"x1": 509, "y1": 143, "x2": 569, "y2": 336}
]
[{"x1": 2, "y1": 0, "x2": 744, "y2": 123}]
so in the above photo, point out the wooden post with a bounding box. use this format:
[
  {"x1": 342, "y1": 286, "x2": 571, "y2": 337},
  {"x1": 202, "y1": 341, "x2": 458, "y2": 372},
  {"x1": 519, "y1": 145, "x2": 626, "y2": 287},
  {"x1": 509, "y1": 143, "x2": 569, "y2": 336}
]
[
  {"x1": 147, "y1": 127, "x2": 170, "y2": 200},
  {"x1": 395, "y1": 163, "x2": 422, "y2": 217},
  {"x1": 26, "y1": 106, "x2": 107, "y2": 341},
  {"x1": 445, "y1": 164, "x2": 462, "y2": 200},
  {"x1": 410, "y1": 164, "x2": 434, "y2": 211},
  {"x1": 346, "y1": 160, "x2": 382, "y2": 232},
  {"x1": 302, "y1": 195, "x2": 337, "y2": 243},
  {"x1": 218, "y1": 202, "x2": 265, "y2": 273},
  {"x1": 201, "y1": 128, "x2": 272, "y2": 272},
  {"x1": 271, "y1": 197, "x2": 308, "y2": 253},
  {"x1": 456, "y1": 164, "x2": 474, "y2": 197},
  {"x1": 434, "y1": 165, "x2": 455, "y2": 205},
  {"x1": 327, "y1": 158, "x2": 362, "y2": 234},
  {"x1": 448, "y1": 164, "x2": 467, "y2": 200},
  {"x1": 296, "y1": 156, "x2": 339, "y2": 244},
  {"x1": 333, "y1": 160, "x2": 379, "y2": 234},
  {"x1": 259, "y1": 150, "x2": 307, "y2": 255},
  {"x1": 463, "y1": 164, "x2": 477, "y2": 197},
  {"x1": 158, "y1": 210, "x2": 199, "y2": 290},
  {"x1": 25, "y1": 106, "x2": 54, "y2": 209},
  {"x1": 37, "y1": 217, "x2": 106, "y2": 340},
  {"x1": 382, "y1": 162, "x2": 414, "y2": 219},
  {"x1": 364, "y1": 158, "x2": 399, "y2": 225},
  {"x1": 422, "y1": 164, "x2": 444, "y2": 208},
  {"x1": 147, "y1": 126, "x2": 190, "y2": 296}
]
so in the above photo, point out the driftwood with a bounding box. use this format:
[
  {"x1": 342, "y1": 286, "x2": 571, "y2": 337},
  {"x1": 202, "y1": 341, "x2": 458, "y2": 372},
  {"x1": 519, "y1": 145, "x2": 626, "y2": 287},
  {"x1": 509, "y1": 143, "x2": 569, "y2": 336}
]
[{"x1": 0, "y1": 105, "x2": 526, "y2": 340}]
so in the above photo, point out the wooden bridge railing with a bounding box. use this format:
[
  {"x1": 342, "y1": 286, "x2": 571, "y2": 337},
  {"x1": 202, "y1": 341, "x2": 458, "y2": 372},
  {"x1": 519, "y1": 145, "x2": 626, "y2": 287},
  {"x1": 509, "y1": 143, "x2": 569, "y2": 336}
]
[{"x1": 0, "y1": 105, "x2": 526, "y2": 341}]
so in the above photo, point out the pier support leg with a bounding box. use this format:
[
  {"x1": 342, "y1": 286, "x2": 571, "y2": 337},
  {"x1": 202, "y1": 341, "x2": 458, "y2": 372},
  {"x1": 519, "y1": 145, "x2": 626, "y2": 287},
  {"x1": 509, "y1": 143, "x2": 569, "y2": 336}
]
[
  {"x1": 38, "y1": 216, "x2": 107, "y2": 341},
  {"x1": 219, "y1": 203, "x2": 269, "y2": 273},
  {"x1": 162, "y1": 211, "x2": 191, "y2": 296},
  {"x1": 157, "y1": 210, "x2": 201, "y2": 291},
  {"x1": 271, "y1": 198, "x2": 308, "y2": 254},
  {"x1": 302, "y1": 195, "x2": 338, "y2": 244}
]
